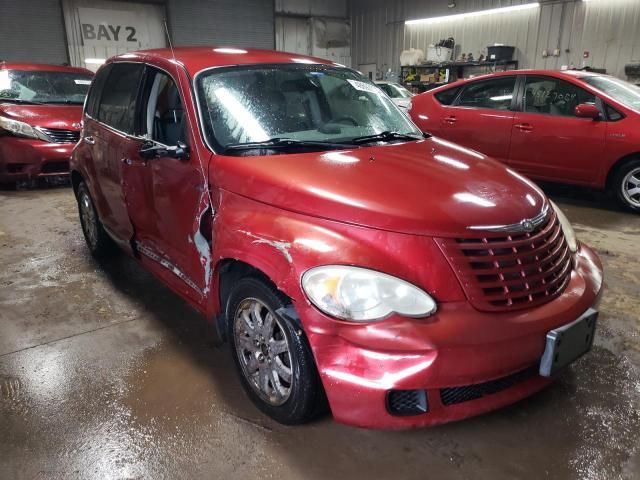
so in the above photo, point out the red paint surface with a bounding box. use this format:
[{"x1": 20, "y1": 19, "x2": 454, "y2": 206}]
[
  {"x1": 71, "y1": 50, "x2": 604, "y2": 428},
  {"x1": 410, "y1": 69, "x2": 640, "y2": 189},
  {"x1": 0, "y1": 63, "x2": 93, "y2": 182}
]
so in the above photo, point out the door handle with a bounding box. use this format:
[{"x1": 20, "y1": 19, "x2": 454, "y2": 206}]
[
  {"x1": 443, "y1": 116, "x2": 457, "y2": 124},
  {"x1": 84, "y1": 136, "x2": 96, "y2": 145},
  {"x1": 514, "y1": 123, "x2": 533, "y2": 132}
]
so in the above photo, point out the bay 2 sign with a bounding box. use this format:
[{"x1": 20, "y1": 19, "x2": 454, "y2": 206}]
[{"x1": 78, "y1": 8, "x2": 153, "y2": 48}]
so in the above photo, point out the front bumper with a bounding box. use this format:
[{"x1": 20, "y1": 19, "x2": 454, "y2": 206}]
[
  {"x1": 299, "y1": 244, "x2": 603, "y2": 429},
  {"x1": 0, "y1": 137, "x2": 74, "y2": 182}
]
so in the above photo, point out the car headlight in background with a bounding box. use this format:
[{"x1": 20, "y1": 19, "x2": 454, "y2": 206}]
[
  {"x1": 550, "y1": 201, "x2": 578, "y2": 253},
  {"x1": 301, "y1": 265, "x2": 437, "y2": 322},
  {"x1": 0, "y1": 116, "x2": 50, "y2": 141}
]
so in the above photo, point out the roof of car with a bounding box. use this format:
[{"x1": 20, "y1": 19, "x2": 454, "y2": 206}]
[
  {"x1": 109, "y1": 47, "x2": 342, "y2": 76},
  {"x1": 0, "y1": 62, "x2": 93, "y2": 75},
  {"x1": 455, "y1": 68, "x2": 603, "y2": 83}
]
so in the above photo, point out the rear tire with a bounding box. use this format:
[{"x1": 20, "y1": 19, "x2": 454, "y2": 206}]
[
  {"x1": 611, "y1": 159, "x2": 640, "y2": 213},
  {"x1": 227, "y1": 277, "x2": 326, "y2": 425},
  {"x1": 76, "y1": 181, "x2": 115, "y2": 257}
]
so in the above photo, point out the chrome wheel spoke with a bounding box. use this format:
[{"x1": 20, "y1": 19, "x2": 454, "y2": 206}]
[
  {"x1": 241, "y1": 309, "x2": 254, "y2": 332},
  {"x1": 258, "y1": 365, "x2": 270, "y2": 393},
  {"x1": 269, "y1": 339, "x2": 288, "y2": 356},
  {"x1": 262, "y1": 312, "x2": 274, "y2": 338},
  {"x1": 273, "y1": 357, "x2": 292, "y2": 383},
  {"x1": 246, "y1": 354, "x2": 259, "y2": 374},
  {"x1": 237, "y1": 333, "x2": 254, "y2": 352},
  {"x1": 627, "y1": 186, "x2": 640, "y2": 197},
  {"x1": 629, "y1": 175, "x2": 640, "y2": 187},
  {"x1": 269, "y1": 368, "x2": 287, "y2": 399}
]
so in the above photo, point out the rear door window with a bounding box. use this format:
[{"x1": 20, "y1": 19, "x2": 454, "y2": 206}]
[
  {"x1": 97, "y1": 63, "x2": 144, "y2": 133},
  {"x1": 85, "y1": 64, "x2": 111, "y2": 118},
  {"x1": 456, "y1": 77, "x2": 516, "y2": 110},
  {"x1": 434, "y1": 86, "x2": 461, "y2": 105}
]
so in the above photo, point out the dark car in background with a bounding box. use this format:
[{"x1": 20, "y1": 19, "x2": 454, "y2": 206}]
[
  {"x1": 0, "y1": 62, "x2": 93, "y2": 186},
  {"x1": 409, "y1": 70, "x2": 640, "y2": 212}
]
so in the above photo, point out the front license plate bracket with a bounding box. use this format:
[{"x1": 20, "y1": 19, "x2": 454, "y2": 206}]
[{"x1": 540, "y1": 308, "x2": 598, "y2": 377}]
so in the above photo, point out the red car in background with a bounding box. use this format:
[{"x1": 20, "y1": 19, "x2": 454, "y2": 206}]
[
  {"x1": 409, "y1": 70, "x2": 640, "y2": 212},
  {"x1": 0, "y1": 62, "x2": 93, "y2": 186}
]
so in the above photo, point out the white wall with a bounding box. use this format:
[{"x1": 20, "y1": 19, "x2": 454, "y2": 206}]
[
  {"x1": 275, "y1": 0, "x2": 351, "y2": 66},
  {"x1": 352, "y1": 0, "x2": 640, "y2": 80}
]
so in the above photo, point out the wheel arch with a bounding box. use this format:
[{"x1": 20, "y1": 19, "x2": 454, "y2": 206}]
[
  {"x1": 605, "y1": 152, "x2": 640, "y2": 190},
  {"x1": 215, "y1": 257, "x2": 297, "y2": 341}
]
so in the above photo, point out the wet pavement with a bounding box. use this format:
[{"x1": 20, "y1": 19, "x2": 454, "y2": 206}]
[{"x1": 0, "y1": 184, "x2": 638, "y2": 480}]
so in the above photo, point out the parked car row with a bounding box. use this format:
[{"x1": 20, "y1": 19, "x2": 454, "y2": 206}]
[
  {"x1": 65, "y1": 48, "x2": 602, "y2": 428},
  {"x1": 408, "y1": 69, "x2": 640, "y2": 212}
]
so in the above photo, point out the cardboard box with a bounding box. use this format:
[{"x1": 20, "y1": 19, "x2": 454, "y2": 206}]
[{"x1": 420, "y1": 73, "x2": 436, "y2": 83}]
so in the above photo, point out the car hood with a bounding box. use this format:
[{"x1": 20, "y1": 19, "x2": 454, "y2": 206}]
[
  {"x1": 0, "y1": 103, "x2": 83, "y2": 130},
  {"x1": 212, "y1": 136, "x2": 548, "y2": 237}
]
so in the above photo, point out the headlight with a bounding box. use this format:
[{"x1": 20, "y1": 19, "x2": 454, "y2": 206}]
[
  {"x1": 0, "y1": 116, "x2": 49, "y2": 141},
  {"x1": 301, "y1": 265, "x2": 437, "y2": 322},
  {"x1": 550, "y1": 201, "x2": 578, "y2": 253}
]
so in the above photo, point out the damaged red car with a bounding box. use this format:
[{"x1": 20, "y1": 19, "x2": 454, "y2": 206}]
[
  {"x1": 0, "y1": 62, "x2": 93, "y2": 185},
  {"x1": 70, "y1": 47, "x2": 603, "y2": 429}
]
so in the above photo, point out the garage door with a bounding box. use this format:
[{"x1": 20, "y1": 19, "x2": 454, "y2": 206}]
[{"x1": 62, "y1": 0, "x2": 166, "y2": 72}]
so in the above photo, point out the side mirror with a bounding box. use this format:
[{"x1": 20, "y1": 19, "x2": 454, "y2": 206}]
[
  {"x1": 139, "y1": 140, "x2": 190, "y2": 160},
  {"x1": 574, "y1": 103, "x2": 601, "y2": 120}
]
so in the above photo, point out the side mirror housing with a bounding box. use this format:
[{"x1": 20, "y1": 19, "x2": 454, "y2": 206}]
[{"x1": 575, "y1": 103, "x2": 601, "y2": 120}]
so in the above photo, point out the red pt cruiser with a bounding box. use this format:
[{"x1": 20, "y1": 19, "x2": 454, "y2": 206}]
[
  {"x1": 70, "y1": 48, "x2": 603, "y2": 429},
  {"x1": 0, "y1": 62, "x2": 93, "y2": 186},
  {"x1": 409, "y1": 70, "x2": 640, "y2": 212}
]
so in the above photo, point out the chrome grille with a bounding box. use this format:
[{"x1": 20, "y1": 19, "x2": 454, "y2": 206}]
[
  {"x1": 38, "y1": 127, "x2": 80, "y2": 144},
  {"x1": 436, "y1": 211, "x2": 572, "y2": 312}
]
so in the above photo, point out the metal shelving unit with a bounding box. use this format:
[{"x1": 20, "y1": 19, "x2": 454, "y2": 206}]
[{"x1": 401, "y1": 60, "x2": 519, "y2": 92}]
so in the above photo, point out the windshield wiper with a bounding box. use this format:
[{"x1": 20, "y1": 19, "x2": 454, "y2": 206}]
[
  {"x1": 0, "y1": 98, "x2": 45, "y2": 105},
  {"x1": 349, "y1": 131, "x2": 425, "y2": 145},
  {"x1": 224, "y1": 137, "x2": 355, "y2": 153}
]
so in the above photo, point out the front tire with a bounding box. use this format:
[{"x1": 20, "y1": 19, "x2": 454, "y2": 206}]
[
  {"x1": 227, "y1": 277, "x2": 325, "y2": 424},
  {"x1": 612, "y1": 159, "x2": 640, "y2": 213},
  {"x1": 76, "y1": 181, "x2": 115, "y2": 257}
]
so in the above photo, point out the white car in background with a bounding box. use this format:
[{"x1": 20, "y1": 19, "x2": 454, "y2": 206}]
[{"x1": 375, "y1": 81, "x2": 414, "y2": 110}]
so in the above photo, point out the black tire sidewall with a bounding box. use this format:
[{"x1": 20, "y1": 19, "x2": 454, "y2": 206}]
[
  {"x1": 613, "y1": 159, "x2": 640, "y2": 212},
  {"x1": 227, "y1": 277, "x2": 322, "y2": 425}
]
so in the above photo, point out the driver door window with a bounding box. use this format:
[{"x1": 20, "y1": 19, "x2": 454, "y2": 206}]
[
  {"x1": 523, "y1": 76, "x2": 595, "y2": 117},
  {"x1": 143, "y1": 69, "x2": 185, "y2": 146}
]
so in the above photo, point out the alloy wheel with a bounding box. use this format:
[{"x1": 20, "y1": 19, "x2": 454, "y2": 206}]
[
  {"x1": 79, "y1": 189, "x2": 98, "y2": 249},
  {"x1": 234, "y1": 298, "x2": 293, "y2": 406},
  {"x1": 621, "y1": 167, "x2": 640, "y2": 209}
]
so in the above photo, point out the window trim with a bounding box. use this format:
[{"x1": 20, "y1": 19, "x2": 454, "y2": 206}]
[
  {"x1": 136, "y1": 64, "x2": 190, "y2": 148},
  {"x1": 451, "y1": 75, "x2": 519, "y2": 111},
  {"x1": 85, "y1": 60, "x2": 193, "y2": 142}
]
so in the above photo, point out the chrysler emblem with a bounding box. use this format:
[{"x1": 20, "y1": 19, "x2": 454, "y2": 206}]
[
  {"x1": 520, "y1": 220, "x2": 535, "y2": 232},
  {"x1": 467, "y1": 205, "x2": 550, "y2": 233}
]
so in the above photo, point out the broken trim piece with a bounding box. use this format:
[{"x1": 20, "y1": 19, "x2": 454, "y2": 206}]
[{"x1": 136, "y1": 241, "x2": 204, "y2": 296}]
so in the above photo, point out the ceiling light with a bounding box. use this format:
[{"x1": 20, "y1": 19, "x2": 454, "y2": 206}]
[
  {"x1": 213, "y1": 48, "x2": 247, "y2": 54},
  {"x1": 405, "y1": 3, "x2": 540, "y2": 25}
]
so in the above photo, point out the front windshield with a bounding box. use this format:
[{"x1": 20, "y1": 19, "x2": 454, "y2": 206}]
[
  {"x1": 378, "y1": 83, "x2": 412, "y2": 99},
  {"x1": 582, "y1": 75, "x2": 640, "y2": 111},
  {"x1": 0, "y1": 70, "x2": 93, "y2": 105},
  {"x1": 196, "y1": 64, "x2": 421, "y2": 152}
]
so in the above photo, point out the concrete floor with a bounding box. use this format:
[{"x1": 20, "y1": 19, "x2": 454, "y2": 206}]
[{"x1": 0, "y1": 184, "x2": 638, "y2": 480}]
